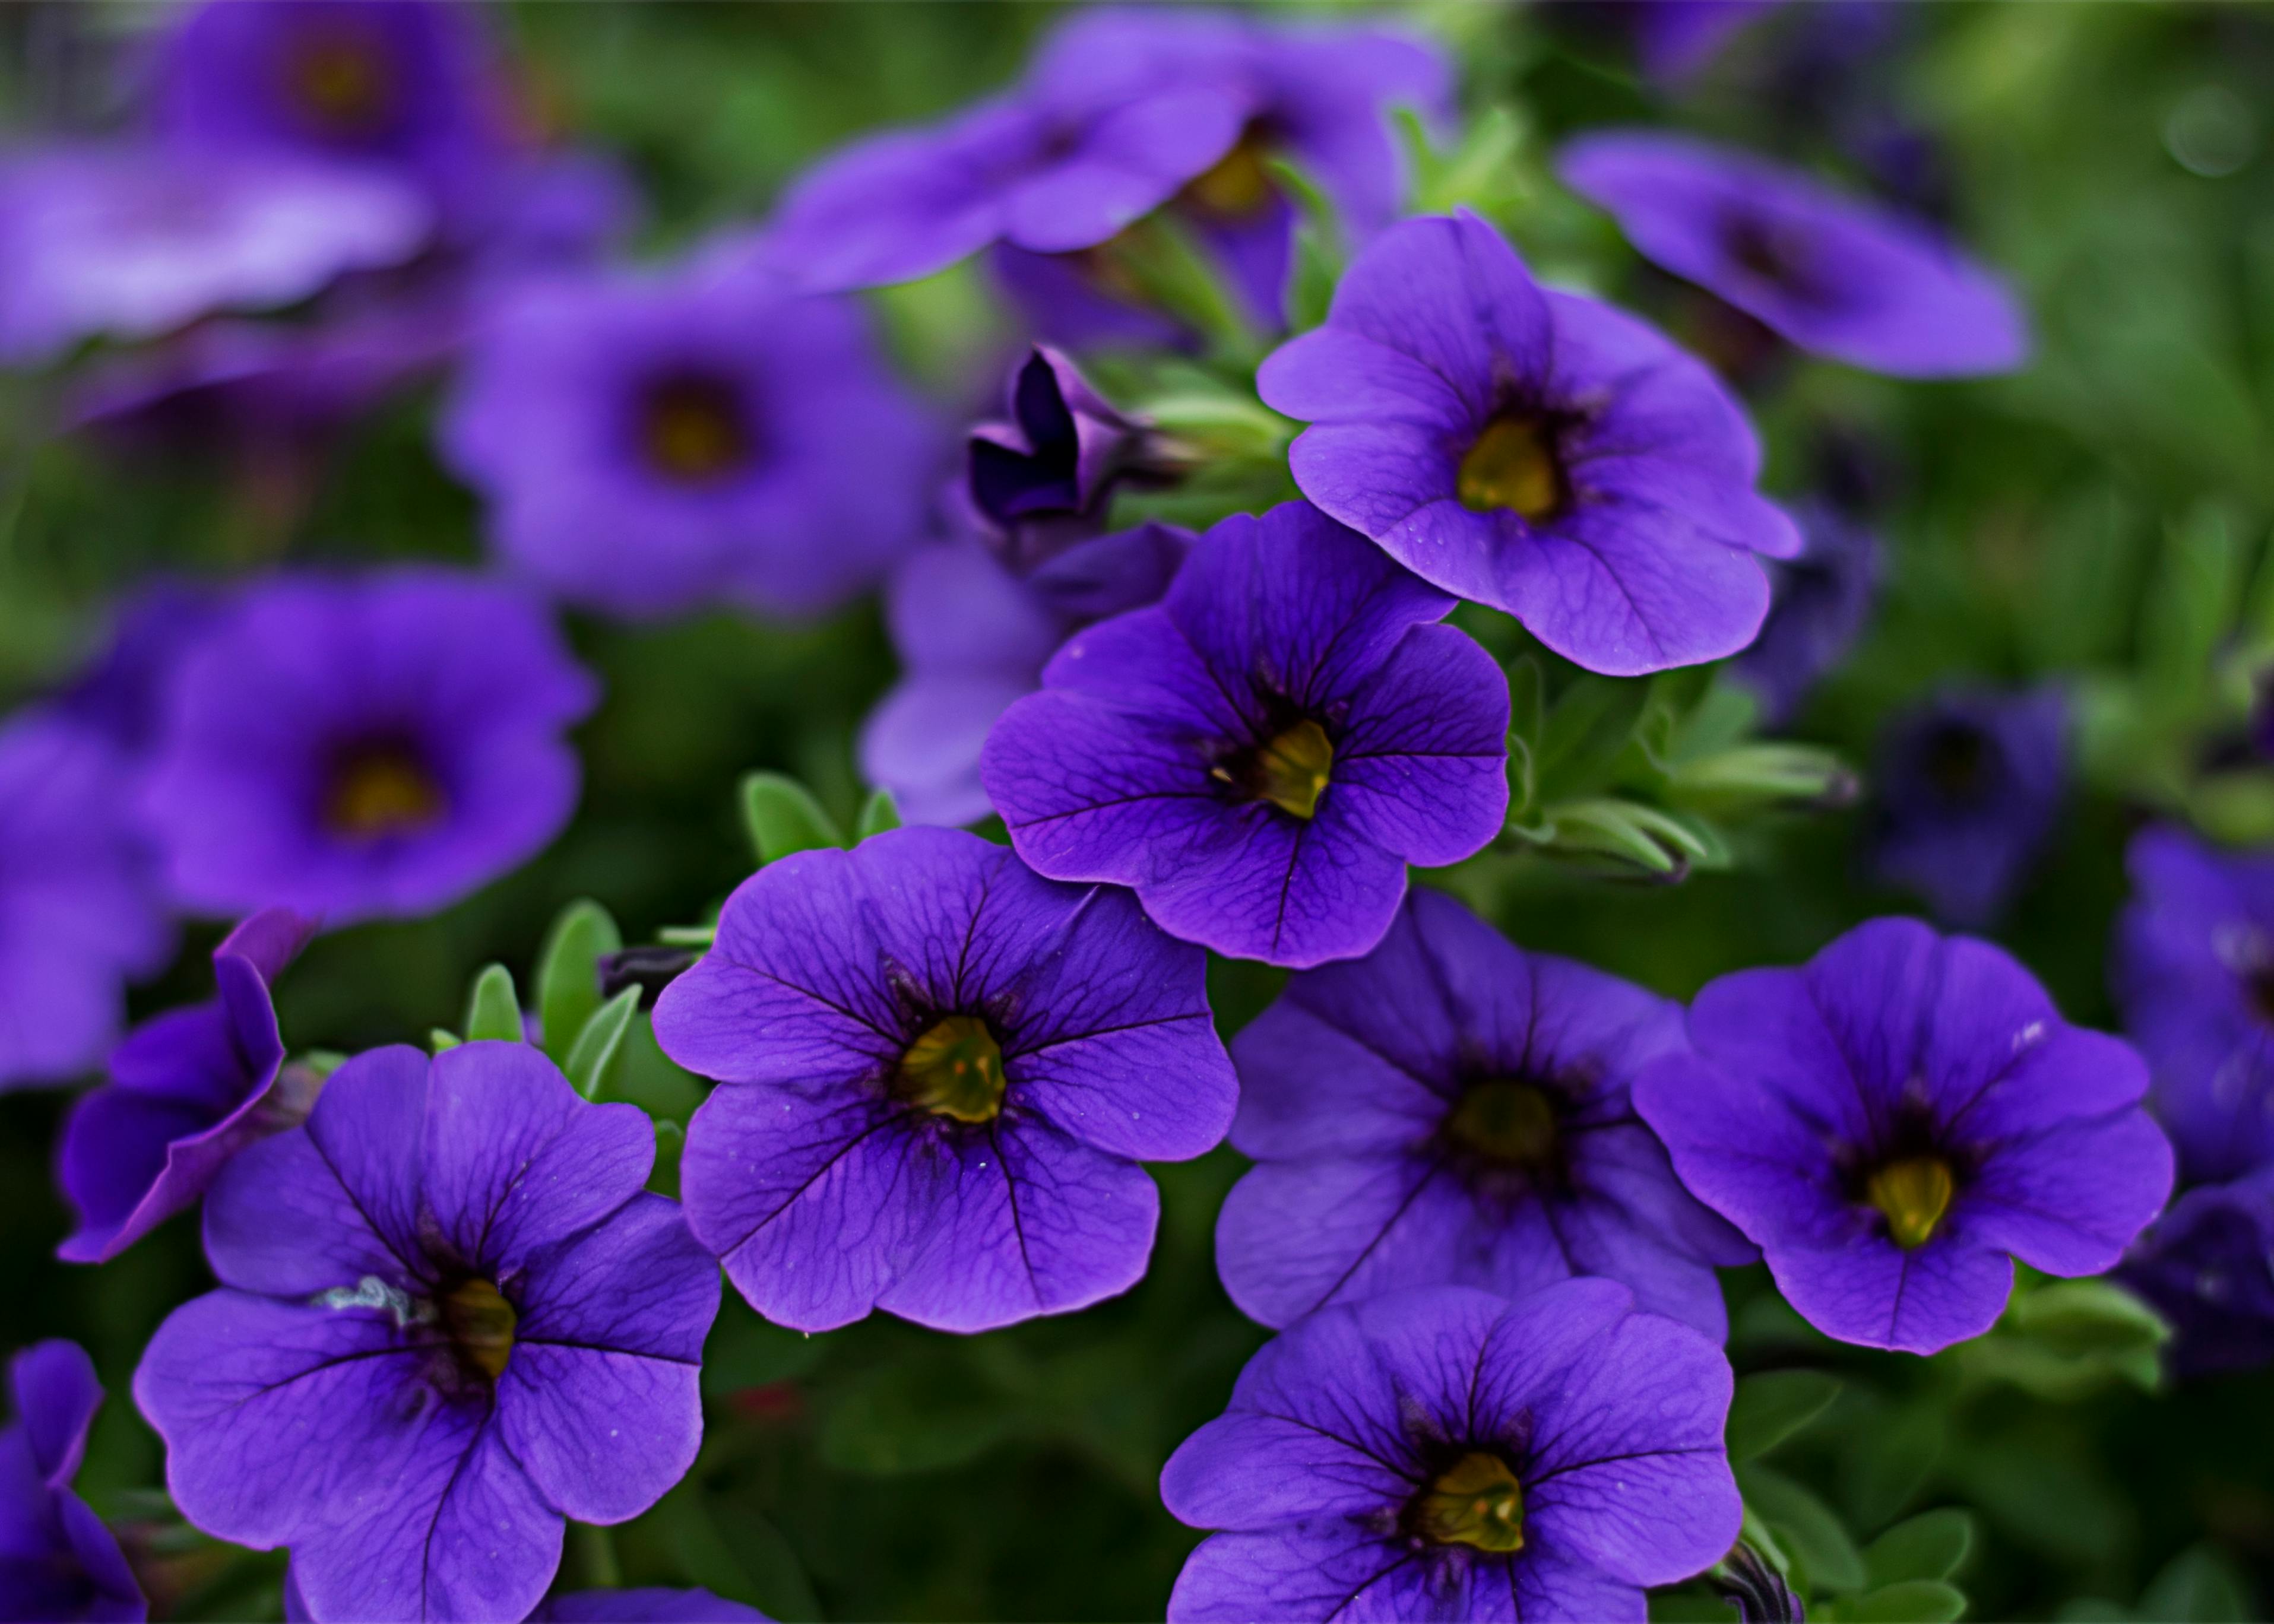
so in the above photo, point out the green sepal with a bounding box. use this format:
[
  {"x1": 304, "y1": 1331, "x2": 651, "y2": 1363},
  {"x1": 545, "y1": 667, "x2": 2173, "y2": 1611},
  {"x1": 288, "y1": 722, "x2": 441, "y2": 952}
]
[
  {"x1": 537, "y1": 899, "x2": 621, "y2": 1067},
  {"x1": 856, "y1": 788, "x2": 902, "y2": 840},
  {"x1": 297, "y1": 1049, "x2": 350, "y2": 1079},
  {"x1": 1398, "y1": 102, "x2": 1531, "y2": 225},
  {"x1": 1958, "y1": 1277, "x2": 2171, "y2": 1400},
  {"x1": 740, "y1": 772, "x2": 843, "y2": 865},
  {"x1": 463, "y1": 963, "x2": 522, "y2": 1045},
  {"x1": 429, "y1": 1029, "x2": 462, "y2": 1054},
  {"x1": 1863, "y1": 1508, "x2": 1976, "y2": 1588},
  {"x1": 565, "y1": 987, "x2": 641, "y2": 1102},
  {"x1": 648, "y1": 1119, "x2": 685, "y2": 1200}
]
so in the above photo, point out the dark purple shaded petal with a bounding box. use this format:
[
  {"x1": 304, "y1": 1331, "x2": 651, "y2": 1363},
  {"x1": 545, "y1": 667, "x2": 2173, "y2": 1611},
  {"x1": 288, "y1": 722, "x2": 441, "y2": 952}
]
[
  {"x1": 1768, "y1": 1232, "x2": 2015, "y2": 1353},
  {"x1": 1734, "y1": 499, "x2": 1883, "y2": 724},
  {"x1": 2119, "y1": 1170, "x2": 2274, "y2": 1380},
  {"x1": 533, "y1": 1590, "x2": 769, "y2": 1623},
  {"x1": 51, "y1": 1489, "x2": 149, "y2": 1622},
  {"x1": 1559, "y1": 130, "x2": 2029, "y2": 377},
  {"x1": 12, "y1": 1342, "x2": 102, "y2": 1490},
  {"x1": 1168, "y1": 1524, "x2": 1511, "y2": 1624}
]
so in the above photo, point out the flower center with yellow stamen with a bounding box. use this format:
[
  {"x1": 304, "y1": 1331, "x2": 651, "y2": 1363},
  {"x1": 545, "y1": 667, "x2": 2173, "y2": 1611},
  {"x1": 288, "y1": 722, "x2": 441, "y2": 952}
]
[
  {"x1": 1184, "y1": 128, "x2": 1277, "y2": 220},
  {"x1": 439, "y1": 1277, "x2": 517, "y2": 1382},
  {"x1": 1445, "y1": 1080, "x2": 1559, "y2": 1169},
  {"x1": 325, "y1": 745, "x2": 444, "y2": 841},
  {"x1": 895, "y1": 1015, "x2": 1007, "y2": 1124},
  {"x1": 641, "y1": 376, "x2": 750, "y2": 484},
  {"x1": 1458, "y1": 413, "x2": 1567, "y2": 521},
  {"x1": 1407, "y1": 1452, "x2": 1526, "y2": 1552},
  {"x1": 1218, "y1": 718, "x2": 1334, "y2": 820},
  {"x1": 285, "y1": 33, "x2": 395, "y2": 137},
  {"x1": 1866, "y1": 1154, "x2": 1955, "y2": 1249}
]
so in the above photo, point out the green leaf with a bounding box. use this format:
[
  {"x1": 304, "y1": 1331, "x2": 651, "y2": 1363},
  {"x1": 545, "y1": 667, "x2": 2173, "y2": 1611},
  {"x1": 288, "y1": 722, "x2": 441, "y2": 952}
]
[
  {"x1": 1401, "y1": 102, "x2": 1531, "y2": 223},
  {"x1": 740, "y1": 772, "x2": 844, "y2": 865},
  {"x1": 1829, "y1": 1579, "x2": 1967, "y2": 1622},
  {"x1": 702, "y1": 1298, "x2": 830, "y2": 1395},
  {"x1": 537, "y1": 899, "x2": 620, "y2": 1067},
  {"x1": 855, "y1": 787, "x2": 902, "y2": 839},
  {"x1": 1727, "y1": 1370, "x2": 1842, "y2": 1461},
  {"x1": 565, "y1": 987, "x2": 641, "y2": 1102},
  {"x1": 1959, "y1": 1278, "x2": 2171, "y2": 1399},
  {"x1": 1864, "y1": 1509, "x2": 1976, "y2": 1587},
  {"x1": 462, "y1": 963, "x2": 522, "y2": 1045},
  {"x1": 1532, "y1": 675, "x2": 1651, "y2": 801},
  {"x1": 429, "y1": 1028, "x2": 461, "y2": 1053},
  {"x1": 2140, "y1": 503, "x2": 2246, "y2": 705},
  {"x1": 2139, "y1": 1543, "x2": 2251, "y2": 1623},
  {"x1": 818, "y1": 1355, "x2": 1017, "y2": 1476},
  {"x1": 1263, "y1": 154, "x2": 1344, "y2": 333},
  {"x1": 651, "y1": 1479, "x2": 824, "y2": 1623},
  {"x1": 607, "y1": 1012, "x2": 708, "y2": 1124},
  {"x1": 1740, "y1": 1463, "x2": 1866, "y2": 1595},
  {"x1": 648, "y1": 1119, "x2": 684, "y2": 1200}
]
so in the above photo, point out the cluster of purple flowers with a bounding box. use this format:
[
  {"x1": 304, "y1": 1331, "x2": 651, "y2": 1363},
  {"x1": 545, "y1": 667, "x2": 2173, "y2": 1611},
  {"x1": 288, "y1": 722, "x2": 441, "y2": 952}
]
[{"x1": 13, "y1": 3, "x2": 2229, "y2": 1622}]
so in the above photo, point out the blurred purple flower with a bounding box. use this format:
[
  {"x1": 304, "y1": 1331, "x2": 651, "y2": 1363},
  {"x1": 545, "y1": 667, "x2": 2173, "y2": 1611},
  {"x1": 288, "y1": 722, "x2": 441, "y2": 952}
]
[
  {"x1": 53, "y1": 581, "x2": 234, "y2": 757},
  {"x1": 439, "y1": 259, "x2": 939, "y2": 619},
  {"x1": 1258, "y1": 211, "x2": 1797, "y2": 676},
  {"x1": 1636, "y1": 917, "x2": 2173, "y2": 1354},
  {"x1": 2113, "y1": 824, "x2": 2274, "y2": 1186},
  {"x1": 1869, "y1": 686, "x2": 2066, "y2": 928},
  {"x1": 981, "y1": 502, "x2": 1508, "y2": 968},
  {"x1": 1220, "y1": 890, "x2": 1753, "y2": 1338},
  {"x1": 1160, "y1": 1282, "x2": 1741, "y2": 1623},
  {"x1": 989, "y1": 8, "x2": 1450, "y2": 345},
  {"x1": 141, "y1": 569, "x2": 597, "y2": 925},
  {"x1": 147, "y1": 0, "x2": 524, "y2": 238},
  {"x1": 860, "y1": 521, "x2": 1190, "y2": 828},
  {"x1": 966, "y1": 346, "x2": 1165, "y2": 569},
  {"x1": 759, "y1": 7, "x2": 1259, "y2": 291},
  {"x1": 0, "y1": 709, "x2": 174, "y2": 1090},
  {"x1": 58, "y1": 908, "x2": 317, "y2": 1264},
  {"x1": 653, "y1": 826, "x2": 1237, "y2": 1334},
  {"x1": 0, "y1": 1340, "x2": 144, "y2": 1623},
  {"x1": 1559, "y1": 131, "x2": 2029, "y2": 377},
  {"x1": 1626, "y1": 1, "x2": 1784, "y2": 81},
  {"x1": 135, "y1": 1041, "x2": 718, "y2": 1624},
  {"x1": 2119, "y1": 1169, "x2": 2274, "y2": 1381},
  {"x1": 0, "y1": 145, "x2": 428, "y2": 364},
  {"x1": 1733, "y1": 497, "x2": 1882, "y2": 725}
]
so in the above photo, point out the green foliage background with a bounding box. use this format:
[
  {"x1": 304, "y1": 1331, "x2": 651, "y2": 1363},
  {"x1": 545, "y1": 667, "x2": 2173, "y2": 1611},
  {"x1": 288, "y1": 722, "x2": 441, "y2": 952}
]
[{"x1": 4, "y1": 4, "x2": 2274, "y2": 1620}]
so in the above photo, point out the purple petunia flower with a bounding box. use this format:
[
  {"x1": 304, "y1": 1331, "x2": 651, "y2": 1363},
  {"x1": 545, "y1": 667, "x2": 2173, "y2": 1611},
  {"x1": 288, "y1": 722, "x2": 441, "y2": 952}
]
[
  {"x1": 140, "y1": 568, "x2": 597, "y2": 926},
  {"x1": 981, "y1": 501, "x2": 1509, "y2": 968},
  {"x1": 135, "y1": 1041, "x2": 718, "y2": 1624},
  {"x1": 1732, "y1": 497, "x2": 1882, "y2": 726},
  {"x1": 0, "y1": 144, "x2": 429, "y2": 365},
  {"x1": 2118, "y1": 1169, "x2": 2274, "y2": 1381},
  {"x1": 1868, "y1": 686, "x2": 2066, "y2": 929},
  {"x1": 285, "y1": 1564, "x2": 766, "y2": 1623},
  {"x1": 860, "y1": 522, "x2": 1191, "y2": 828},
  {"x1": 1160, "y1": 1282, "x2": 1741, "y2": 1623},
  {"x1": 0, "y1": 709, "x2": 174, "y2": 1090},
  {"x1": 1218, "y1": 890, "x2": 1753, "y2": 1339},
  {"x1": 58, "y1": 908, "x2": 317, "y2": 1264},
  {"x1": 439, "y1": 258, "x2": 940, "y2": 619},
  {"x1": 653, "y1": 825, "x2": 1237, "y2": 1334},
  {"x1": 1257, "y1": 211, "x2": 1798, "y2": 677},
  {"x1": 965, "y1": 346, "x2": 1167, "y2": 569},
  {"x1": 2112, "y1": 824, "x2": 2274, "y2": 1186},
  {"x1": 759, "y1": 7, "x2": 1260, "y2": 291},
  {"x1": 1557, "y1": 131, "x2": 2029, "y2": 378},
  {"x1": 1624, "y1": 1, "x2": 1784, "y2": 82},
  {"x1": 988, "y1": 8, "x2": 1450, "y2": 346},
  {"x1": 1636, "y1": 917, "x2": 2174, "y2": 1355},
  {"x1": 147, "y1": 0, "x2": 525, "y2": 237},
  {"x1": 0, "y1": 1340, "x2": 145, "y2": 1623}
]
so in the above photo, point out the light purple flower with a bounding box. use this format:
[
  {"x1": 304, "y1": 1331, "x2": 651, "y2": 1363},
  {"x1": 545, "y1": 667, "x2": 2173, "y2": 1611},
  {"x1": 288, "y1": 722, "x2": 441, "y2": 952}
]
[
  {"x1": 141, "y1": 568, "x2": 597, "y2": 925},
  {"x1": 758, "y1": 7, "x2": 1258, "y2": 291},
  {"x1": 0, "y1": 1340, "x2": 145, "y2": 1623},
  {"x1": 981, "y1": 501, "x2": 1509, "y2": 968},
  {"x1": 1160, "y1": 1282, "x2": 1741, "y2": 1623},
  {"x1": 989, "y1": 8, "x2": 1451, "y2": 345},
  {"x1": 653, "y1": 826, "x2": 1237, "y2": 1334},
  {"x1": 1219, "y1": 890, "x2": 1753, "y2": 1339},
  {"x1": 1558, "y1": 130, "x2": 2029, "y2": 377},
  {"x1": 860, "y1": 522, "x2": 1190, "y2": 828},
  {"x1": 0, "y1": 709, "x2": 174, "y2": 1090},
  {"x1": 147, "y1": 0, "x2": 525, "y2": 237},
  {"x1": 1868, "y1": 686, "x2": 2066, "y2": 929},
  {"x1": 135, "y1": 1041, "x2": 718, "y2": 1624},
  {"x1": 0, "y1": 144, "x2": 428, "y2": 364},
  {"x1": 2113, "y1": 824, "x2": 2274, "y2": 1186},
  {"x1": 1636, "y1": 917, "x2": 2174, "y2": 1354},
  {"x1": 439, "y1": 259, "x2": 940, "y2": 619},
  {"x1": 58, "y1": 908, "x2": 317, "y2": 1264},
  {"x1": 1257, "y1": 210, "x2": 1798, "y2": 677}
]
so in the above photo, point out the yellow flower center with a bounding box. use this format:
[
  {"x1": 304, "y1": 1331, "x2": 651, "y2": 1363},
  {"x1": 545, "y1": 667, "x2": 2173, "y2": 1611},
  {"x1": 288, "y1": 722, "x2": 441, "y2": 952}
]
[
  {"x1": 1226, "y1": 718, "x2": 1334, "y2": 820},
  {"x1": 1183, "y1": 128, "x2": 1277, "y2": 221},
  {"x1": 1458, "y1": 413, "x2": 1567, "y2": 522},
  {"x1": 286, "y1": 33, "x2": 394, "y2": 137},
  {"x1": 1408, "y1": 1452, "x2": 1526, "y2": 1552},
  {"x1": 1866, "y1": 1155, "x2": 1955, "y2": 1249},
  {"x1": 895, "y1": 1015, "x2": 1007, "y2": 1124},
  {"x1": 1445, "y1": 1080, "x2": 1559, "y2": 1168},
  {"x1": 440, "y1": 1277, "x2": 517, "y2": 1381},
  {"x1": 642, "y1": 378, "x2": 750, "y2": 483},
  {"x1": 326, "y1": 746, "x2": 444, "y2": 841}
]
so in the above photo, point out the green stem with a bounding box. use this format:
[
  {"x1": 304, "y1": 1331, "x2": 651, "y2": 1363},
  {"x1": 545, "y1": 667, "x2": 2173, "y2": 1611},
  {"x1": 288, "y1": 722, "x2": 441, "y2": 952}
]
[{"x1": 574, "y1": 1522, "x2": 621, "y2": 1590}]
